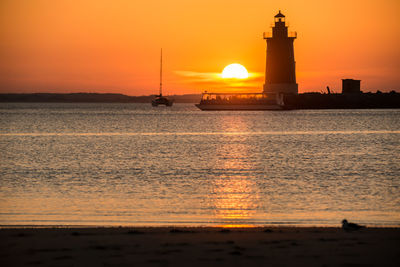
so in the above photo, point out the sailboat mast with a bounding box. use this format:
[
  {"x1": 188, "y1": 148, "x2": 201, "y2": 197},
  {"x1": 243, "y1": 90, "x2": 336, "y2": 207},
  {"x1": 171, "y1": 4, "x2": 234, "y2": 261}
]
[{"x1": 159, "y1": 48, "x2": 162, "y2": 96}]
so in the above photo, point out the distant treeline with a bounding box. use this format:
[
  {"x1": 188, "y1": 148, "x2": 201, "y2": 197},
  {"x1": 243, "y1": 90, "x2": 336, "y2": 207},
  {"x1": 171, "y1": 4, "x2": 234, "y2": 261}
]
[
  {"x1": 285, "y1": 91, "x2": 400, "y2": 109},
  {"x1": 0, "y1": 93, "x2": 201, "y2": 103}
]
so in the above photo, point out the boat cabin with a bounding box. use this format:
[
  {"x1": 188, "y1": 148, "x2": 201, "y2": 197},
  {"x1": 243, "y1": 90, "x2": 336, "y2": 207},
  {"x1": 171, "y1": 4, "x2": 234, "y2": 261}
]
[{"x1": 200, "y1": 92, "x2": 281, "y2": 105}]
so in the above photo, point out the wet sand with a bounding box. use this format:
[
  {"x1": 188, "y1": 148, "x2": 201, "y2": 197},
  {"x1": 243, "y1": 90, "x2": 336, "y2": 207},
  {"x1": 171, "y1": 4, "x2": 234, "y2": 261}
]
[{"x1": 1, "y1": 227, "x2": 399, "y2": 266}]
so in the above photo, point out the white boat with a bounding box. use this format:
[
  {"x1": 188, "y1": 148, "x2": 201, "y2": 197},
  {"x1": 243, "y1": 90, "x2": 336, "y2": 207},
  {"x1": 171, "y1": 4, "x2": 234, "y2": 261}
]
[{"x1": 195, "y1": 92, "x2": 286, "y2": 110}]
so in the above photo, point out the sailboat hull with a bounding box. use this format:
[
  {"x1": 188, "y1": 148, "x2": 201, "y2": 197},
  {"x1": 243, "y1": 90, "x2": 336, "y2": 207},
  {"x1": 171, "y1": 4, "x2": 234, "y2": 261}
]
[{"x1": 152, "y1": 96, "x2": 174, "y2": 106}]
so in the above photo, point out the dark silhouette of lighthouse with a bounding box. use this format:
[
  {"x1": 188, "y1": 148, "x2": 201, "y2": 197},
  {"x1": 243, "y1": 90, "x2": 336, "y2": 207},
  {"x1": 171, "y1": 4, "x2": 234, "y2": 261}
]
[{"x1": 263, "y1": 11, "x2": 298, "y2": 94}]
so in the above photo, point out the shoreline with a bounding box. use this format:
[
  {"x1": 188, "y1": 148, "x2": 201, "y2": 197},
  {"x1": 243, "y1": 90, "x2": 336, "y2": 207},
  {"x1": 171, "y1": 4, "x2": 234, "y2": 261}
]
[
  {"x1": 2, "y1": 224, "x2": 400, "y2": 229},
  {"x1": 2, "y1": 226, "x2": 400, "y2": 266}
]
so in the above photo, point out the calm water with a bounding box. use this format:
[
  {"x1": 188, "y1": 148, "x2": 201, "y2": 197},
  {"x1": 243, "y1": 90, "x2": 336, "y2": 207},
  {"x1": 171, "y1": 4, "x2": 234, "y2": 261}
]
[{"x1": 0, "y1": 103, "x2": 399, "y2": 227}]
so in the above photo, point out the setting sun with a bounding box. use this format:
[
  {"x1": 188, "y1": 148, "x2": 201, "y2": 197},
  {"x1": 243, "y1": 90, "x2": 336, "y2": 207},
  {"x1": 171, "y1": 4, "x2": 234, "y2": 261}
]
[{"x1": 221, "y1": 64, "x2": 249, "y2": 79}]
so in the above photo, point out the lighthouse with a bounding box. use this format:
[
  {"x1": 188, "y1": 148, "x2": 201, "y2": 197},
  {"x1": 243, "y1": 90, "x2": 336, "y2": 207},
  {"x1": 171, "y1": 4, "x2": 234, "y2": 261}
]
[{"x1": 263, "y1": 11, "x2": 298, "y2": 94}]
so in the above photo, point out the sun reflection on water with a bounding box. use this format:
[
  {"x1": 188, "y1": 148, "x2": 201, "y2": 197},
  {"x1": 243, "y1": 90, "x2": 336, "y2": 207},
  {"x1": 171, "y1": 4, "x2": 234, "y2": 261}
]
[
  {"x1": 2, "y1": 104, "x2": 399, "y2": 227},
  {"x1": 211, "y1": 115, "x2": 260, "y2": 227}
]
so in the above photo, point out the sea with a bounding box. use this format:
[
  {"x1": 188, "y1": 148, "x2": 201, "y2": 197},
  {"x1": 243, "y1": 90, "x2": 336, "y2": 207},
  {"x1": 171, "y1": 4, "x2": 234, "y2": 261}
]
[{"x1": 0, "y1": 103, "x2": 399, "y2": 227}]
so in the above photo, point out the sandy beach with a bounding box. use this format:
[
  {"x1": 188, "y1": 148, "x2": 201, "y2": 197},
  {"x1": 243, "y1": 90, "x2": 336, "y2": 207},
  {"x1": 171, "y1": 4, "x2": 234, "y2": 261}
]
[{"x1": 1, "y1": 226, "x2": 399, "y2": 266}]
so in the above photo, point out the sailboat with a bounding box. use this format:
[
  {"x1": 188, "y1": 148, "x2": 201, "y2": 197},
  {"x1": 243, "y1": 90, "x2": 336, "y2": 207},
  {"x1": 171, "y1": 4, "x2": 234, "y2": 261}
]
[{"x1": 152, "y1": 49, "x2": 174, "y2": 107}]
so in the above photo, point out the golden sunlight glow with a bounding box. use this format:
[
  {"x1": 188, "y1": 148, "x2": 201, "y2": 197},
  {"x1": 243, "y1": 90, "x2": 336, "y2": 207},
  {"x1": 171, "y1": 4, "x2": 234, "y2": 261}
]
[
  {"x1": 1, "y1": 1, "x2": 399, "y2": 94},
  {"x1": 211, "y1": 116, "x2": 259, "y2": 227},
  {"x1": 221, "y1": 64, "x2": 249, "y2": 79}
]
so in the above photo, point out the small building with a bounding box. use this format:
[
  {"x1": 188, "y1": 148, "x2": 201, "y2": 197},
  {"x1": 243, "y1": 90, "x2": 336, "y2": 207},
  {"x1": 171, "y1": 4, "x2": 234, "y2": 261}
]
[{"x1": 342, "y1": 79, "x2": 361, "y2": 94}]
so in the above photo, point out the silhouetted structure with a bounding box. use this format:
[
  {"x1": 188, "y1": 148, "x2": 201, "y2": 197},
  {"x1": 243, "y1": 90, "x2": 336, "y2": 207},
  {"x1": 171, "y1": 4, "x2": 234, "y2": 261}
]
[
  {"x1": 326, "y1": 86, "x2": 331, "y2": 94},
  {"x1": 263, "y1": 11, "x2": 298, "y2": 94},
  {"x1": 342, "y1": 79, "x2": 361, "y2": 94},
  {"x1": 283, "y1": 91, "x2": 400, "y2": 109}
]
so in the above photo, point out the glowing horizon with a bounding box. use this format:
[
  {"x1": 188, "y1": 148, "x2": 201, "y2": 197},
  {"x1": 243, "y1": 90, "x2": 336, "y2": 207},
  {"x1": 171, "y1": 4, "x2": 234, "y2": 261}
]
[{"x1": 0, "y1": 0, "x2": 399, "y2": 95}]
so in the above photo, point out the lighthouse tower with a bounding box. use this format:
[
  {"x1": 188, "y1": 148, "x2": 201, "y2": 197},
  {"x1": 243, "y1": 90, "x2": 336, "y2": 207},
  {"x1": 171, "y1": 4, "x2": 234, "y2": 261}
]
[{"x1": 263, "y1": 11, "x2": 298, "y2": 94}]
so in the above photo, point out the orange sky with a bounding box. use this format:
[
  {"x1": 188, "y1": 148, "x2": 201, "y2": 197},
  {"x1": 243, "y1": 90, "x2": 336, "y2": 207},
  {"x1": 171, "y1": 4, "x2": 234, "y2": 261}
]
[{"x1": 0, "y1": 0, "x2": 399, "y2": 95}]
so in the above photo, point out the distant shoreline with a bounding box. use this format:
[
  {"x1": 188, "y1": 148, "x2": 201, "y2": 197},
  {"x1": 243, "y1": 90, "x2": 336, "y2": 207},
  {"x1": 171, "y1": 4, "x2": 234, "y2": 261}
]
[
  {"x1": 1, "y1": 92, "x2": 399, "y2": 108},
  {"x1": 0, "y1": 93, "x2": 201, "y2": 103}
]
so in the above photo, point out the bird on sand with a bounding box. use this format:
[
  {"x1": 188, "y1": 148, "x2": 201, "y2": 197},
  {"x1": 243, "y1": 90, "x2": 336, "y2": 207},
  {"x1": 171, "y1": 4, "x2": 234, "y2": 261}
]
[{"x1": 342, "y1": 219, "x2": 365, "y2": 231}]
